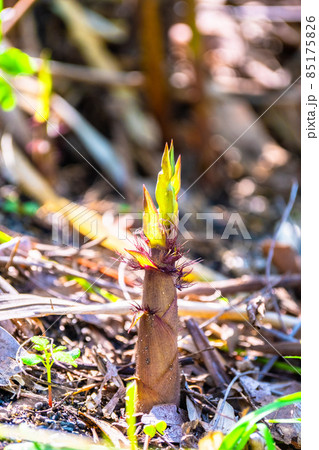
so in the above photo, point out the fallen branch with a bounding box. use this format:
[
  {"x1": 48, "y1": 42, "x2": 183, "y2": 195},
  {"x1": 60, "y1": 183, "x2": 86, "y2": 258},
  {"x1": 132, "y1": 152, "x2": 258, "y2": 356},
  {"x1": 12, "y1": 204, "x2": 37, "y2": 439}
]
[
  {"x1": 186, "y1": 318, "x2": 229, "y2": 387},
  {"x1": 31, "y1": 58, "x2": 144, "y2": 87},
  {"x1": 179, "y1": 274, "x2": 300, "y2": 298},
  {"x1": 2, "y1": 0, "x2": 37, "y2": 35},
  {"x1": 0, "y1": 294, "x2": 299, "y2": 329}
]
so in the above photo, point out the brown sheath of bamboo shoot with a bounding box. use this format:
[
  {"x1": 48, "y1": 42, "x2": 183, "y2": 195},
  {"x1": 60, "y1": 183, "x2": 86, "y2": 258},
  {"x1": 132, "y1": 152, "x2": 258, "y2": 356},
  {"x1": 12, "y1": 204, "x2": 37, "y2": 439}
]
[{"x1": 136, "y1": 249, "x2": 180, "y2": 412}]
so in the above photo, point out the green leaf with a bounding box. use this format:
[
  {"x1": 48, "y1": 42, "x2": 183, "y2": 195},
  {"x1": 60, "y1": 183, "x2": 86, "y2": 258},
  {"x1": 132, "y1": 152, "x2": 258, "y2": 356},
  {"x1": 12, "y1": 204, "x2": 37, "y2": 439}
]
[
  {"x1": 52, "y1": 346, "x2": 67, "y2": 352},
  {"x1": 21, "y1": 354, "x2": 44, "y2": 366},
  {"x1": 32, "y1": 345, "x2": 45, "y2": 352},
  {"x1": 257, "y1": 357, "x2": 301, "y2": 375},
  {"x1": 98, "y1": 289, "x2": 119, "y2": 302},
  {"x1": 0, "y1": 78, "x2": 15, "y2": 110},
  {"x1": 155, "y1": 142, "x2": 180, "y2": 225},
  {"x1": 0, "y1": 229, "x2": 12, "y2": 244},
  {"x1": 21, "y1": 201, "x2": 39, "y2": 216},
  {"x1": 2, "y1": 198, "x2": 19, "y2": 213},
  {"x1": 0, "y1": 48, "x2": 35, "y2": 75},
  {"x1": 267, "y1": 418, "x2": 301, "y2": 424},
  {"x1": 221, "y1": 422, "x2": 256, "y2": 450},
  {"x1": 69, "y1": 348, "x2": 81, "y2": 359},
  {"x1": 143, "y1": 185, "x2": 165, "y2": 247},
  {"x1": 284, "y1": 356, "x2": 301, "y2": 359},
  {"x1": 257, "y1": 423, "x2": 275, "y2": 450},
  {"x1": 171, "y1": 155, "x2": 181, "y2": 197},
  {"x1": 143, "y1": 420, "x2": 167, "y2": 439},
  {"x1": 143, "y1": 425, "x2": 156, "y2": 438},
  {"x1": 155, "y1": 420, "x2": 167, "y2": 435},
  {"x1": 54, "y1": 349, "x2": 80, "y2": 367},
  {"x1": 31, "y1": 336, "x2": 50, "y2": 351},
  {"x1": 156, "y1": 174, "x2": 176, "y2": 218}
]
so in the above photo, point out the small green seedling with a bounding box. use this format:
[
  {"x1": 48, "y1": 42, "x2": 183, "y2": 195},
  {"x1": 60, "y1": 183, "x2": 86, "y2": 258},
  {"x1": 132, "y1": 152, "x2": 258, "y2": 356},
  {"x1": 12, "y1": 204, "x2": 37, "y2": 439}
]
[
  {"x1": 143, "y1": 420, "x2": 167, "y2": 438},
  {"x1": 21, "y1": 336, "x2": 80, "y2": 407},
  {"x1": 143, "y1": 421, "x2": 167, "y2": 450}
]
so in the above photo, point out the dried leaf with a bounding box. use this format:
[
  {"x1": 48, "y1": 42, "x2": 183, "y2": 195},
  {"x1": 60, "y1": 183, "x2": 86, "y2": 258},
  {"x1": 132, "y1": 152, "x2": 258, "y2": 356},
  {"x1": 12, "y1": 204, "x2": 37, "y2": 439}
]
[
  {"x1": 80, "y1": 412, "x2": 129, "y2": 448},
  {"x1": 247, "y1": 295, "x2": 266, "y2": 327},
  {"x1": 209, "y1": 399, "x2": 236, "y2": 434},
  {"x1": 0, "y1": 326, "x2": 27, "y2": 386},
  {"x1": 198, "y1": 431, "x2": 224, "y2": 450},
  {"x1": 186, "y1": 396, "x2": 201, "y2": 422},
  {"x1": 126, "y1": 250, "x2": 157, "y2": 269}
]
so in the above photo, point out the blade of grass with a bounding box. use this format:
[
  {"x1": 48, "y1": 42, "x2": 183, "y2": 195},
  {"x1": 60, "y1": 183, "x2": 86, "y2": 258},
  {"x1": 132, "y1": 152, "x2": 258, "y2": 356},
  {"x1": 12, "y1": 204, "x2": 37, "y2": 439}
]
[
  {"x1": 257, "y1": 423, "x2": 276, "y2": 450},
  {"x1": 126, "y1": 381, "x2": 137, "y2": 450}
]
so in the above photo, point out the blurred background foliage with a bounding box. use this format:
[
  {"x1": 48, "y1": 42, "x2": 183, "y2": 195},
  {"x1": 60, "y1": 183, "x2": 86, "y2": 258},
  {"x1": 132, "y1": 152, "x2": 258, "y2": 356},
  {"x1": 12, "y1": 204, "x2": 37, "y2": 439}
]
[{"x1": 0, "y1": 0, "x2": 300, "y2": 276}]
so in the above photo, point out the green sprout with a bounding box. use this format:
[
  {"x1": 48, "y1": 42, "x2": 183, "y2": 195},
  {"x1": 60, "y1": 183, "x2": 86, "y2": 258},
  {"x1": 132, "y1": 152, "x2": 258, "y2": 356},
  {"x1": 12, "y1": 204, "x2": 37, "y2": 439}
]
[
  {"x1": 143, "y1": 420, "x2": 167, "y2": 438},
  {"x1": 21, "y1": 336, "x2": 80, "y2": 407},
  {"x1": 125, "y1": 380, "x2": 137, "y2": 450},
  {"x1": 142, "y1": 421, "x2": 167, "y2": 450}
]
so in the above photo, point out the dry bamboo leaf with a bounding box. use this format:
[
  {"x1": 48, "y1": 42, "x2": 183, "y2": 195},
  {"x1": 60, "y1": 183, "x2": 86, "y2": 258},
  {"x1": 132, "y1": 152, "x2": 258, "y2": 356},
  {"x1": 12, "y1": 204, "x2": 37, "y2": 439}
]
[
  {"x1": 209, "y1": 399, "x2": 236, "y2": 434},
  {"x1": 79, "y1": 412, "x2": 129, "y2": 449},
  {"x1": 198, "y1": 431, "x2": 224, "y2": 450},
  {"x1": 0, "y1": 326, "x2": 27, "y2": 386},
  {"x1": 186, "y1": 396, "x2": 202, "y2": 422}
]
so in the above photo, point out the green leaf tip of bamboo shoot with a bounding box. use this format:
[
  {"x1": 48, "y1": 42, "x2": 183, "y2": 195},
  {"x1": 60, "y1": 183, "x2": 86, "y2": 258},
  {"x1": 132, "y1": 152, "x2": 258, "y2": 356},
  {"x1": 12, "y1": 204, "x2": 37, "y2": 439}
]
[{"x1": 142, "y1": 140, "x2": 181, "y2": 248}]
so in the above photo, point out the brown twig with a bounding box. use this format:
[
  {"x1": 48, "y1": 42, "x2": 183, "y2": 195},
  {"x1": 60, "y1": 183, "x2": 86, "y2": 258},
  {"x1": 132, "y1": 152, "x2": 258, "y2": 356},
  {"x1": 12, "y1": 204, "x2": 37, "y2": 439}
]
[
  {"x1": 179, "y1": 274, "x2": 300, "y2": 298},
  {"x1": 185, "y1": 318, "x2": 229, "y2": 387},
  {"x1": 2, "y1": 0, "x2": 38, "y2": 35},
  {"x1": 0, "y1": 256, "x2": 136, "y2": 294},
  {"x1": 4, "y1": 237, "x2": 22, "y2": 271},
  {"x1": 250, "y1": 341, "x2": 301, "y2": 356},
  {"x1": 31, "y1": 58, "x2": 144, "y2": 87}
]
